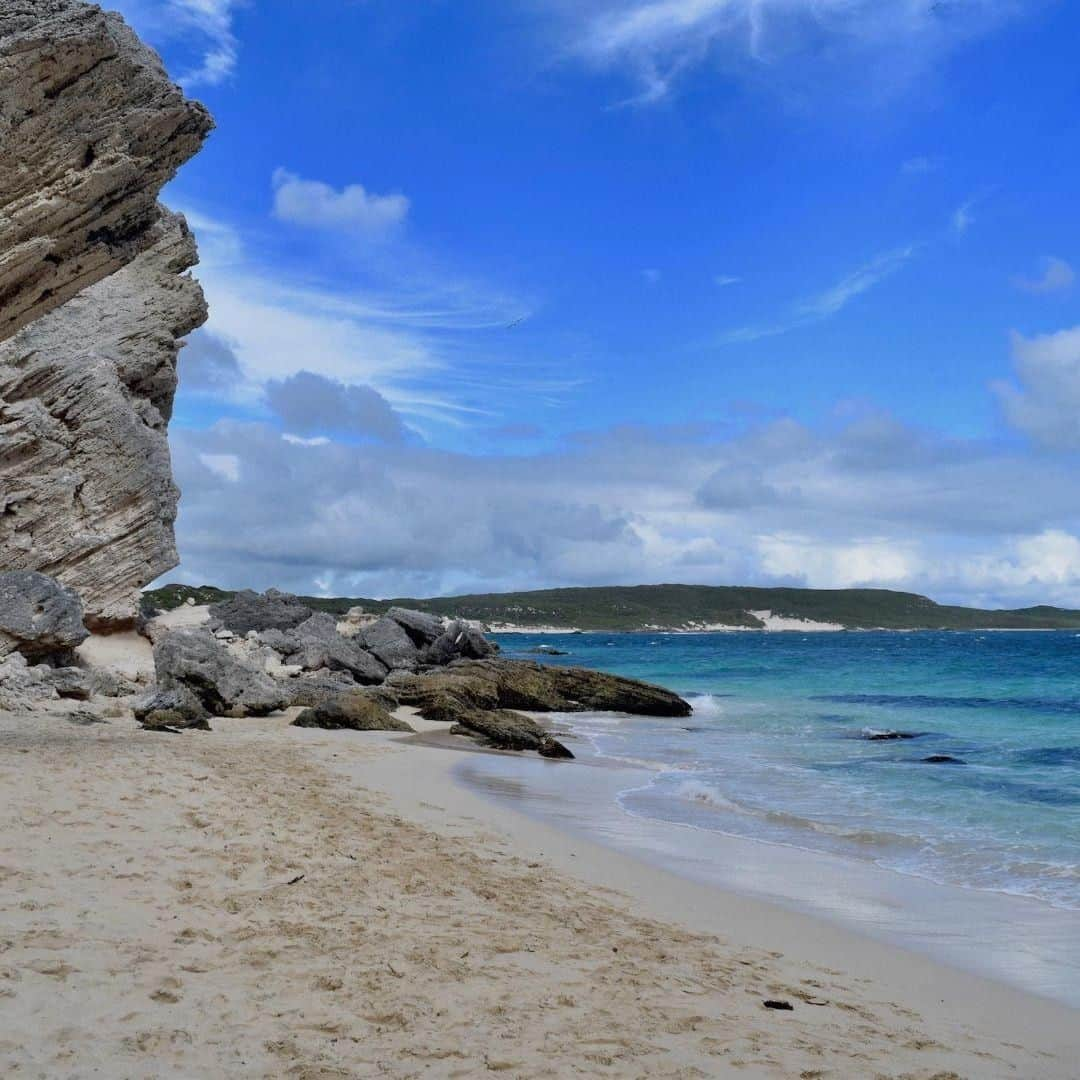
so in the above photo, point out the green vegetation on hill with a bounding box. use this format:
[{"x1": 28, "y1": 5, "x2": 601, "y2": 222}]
[{"x1": 141, "y1": 582, "x2": 1080, "y2": 631}]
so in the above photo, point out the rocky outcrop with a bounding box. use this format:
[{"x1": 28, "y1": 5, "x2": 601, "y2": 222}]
[
  {"x1": 0, "y1": 571, "x2": 88, "y2": 660},
  {"x1": 448, "y1": 708, "x2": 573, "y2": 758},
  {"x1": 0, "y1": 2, "x2": 212, "y2": 628},
  {"x1": 154, "y1": 629, "x2": 288, "y2": 718},
  {"x1": 209, "y1": 590, "x2": 315, "y2": 636},
  {"x1": 389, "y1": 659, "x2": 692, "y2": 719},
  {"x1": 0, "y1": 2, "x2": 212, "y2": 341},
  {"x1": 293, "y1": 692, "x2": 414, "y2": 732}
]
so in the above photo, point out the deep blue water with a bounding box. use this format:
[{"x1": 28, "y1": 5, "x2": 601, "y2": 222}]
[{"x1": 494, "y1": 631, "x2": 1080, "y2": 909}]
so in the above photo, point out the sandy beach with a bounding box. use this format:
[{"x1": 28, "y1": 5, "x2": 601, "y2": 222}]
[{"x1": 1, "y1": 705, "x2": 1076, "y2": 1079}]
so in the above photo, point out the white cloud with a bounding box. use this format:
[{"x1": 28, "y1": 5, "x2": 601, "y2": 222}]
[
  {"x1": 758, "y1": 534, "x2": 919, "y2": 588},
  {"x1": 198, "y1": 452, "x2": 241, "y2": 482},
  {"x1": 642, "y1": 268, "x2": 662, "y2": 284},
  {"x1": 175, "y1": 207, "x2": 545, "y2": 432},
  {"x1": 1013, "y1": 256, "x2": 1075, "y2": 294},
  {"x1": 272, "y1": 169, "x2": 411, "y2": 234},
  {"x1": 546, "y1": 0, "x2": 1027, "y2": 106},
  {"x1": 162, "y1": 404, "x2": 1080, "y2": 608},
  {"x1": 952, "y1": 198, "x2": 976, "y2": 234},
  {"x1": 995, "y1": 327, "x2": 1080, "y2": 450},
  {"x1": 111, "y1": 0, "x2": 242, "y2": 88},
  {"x1": 720, "y1": 245, "x2": 915, "y2": 344},
  {"x1": 714, "y1": 274, "x2": 741, "y2": 287}
]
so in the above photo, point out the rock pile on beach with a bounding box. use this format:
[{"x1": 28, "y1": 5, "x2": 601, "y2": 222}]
[
  {"x1": 0, "y1": 2, "x2": 691, "y2": 754},
  {"x1": 0, "y1": 576, "x2": 692, "y2": 757}
]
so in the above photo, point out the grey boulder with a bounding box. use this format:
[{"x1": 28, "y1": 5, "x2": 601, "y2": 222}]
[
  {"x1": 0, "y1": 571, "x2": 89, "y2": 661},
  {"x1": 154, "y1": 629, "x2": 287, "y2": 717},
  {"x1": 420, "y1": 620, "x2": 497, "y2": 666},
  {"x1": 386, "y1": 607, "x2": 445, "y2": 647},
  {"x1": 209, "y1": 589, "x2": 314, "y2": 635},
  {"x1": 360, "y1": 616, "x2": 420, "y2": 671},
  {"x1": 283, "y1": 613, "x2": 388, "y2": 684},
  {"x1": 132, "y1": 684, "x2": 211, "y2": 730}
]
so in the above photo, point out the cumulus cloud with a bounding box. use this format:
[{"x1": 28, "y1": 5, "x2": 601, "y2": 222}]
[
  {"x1": 179, "y1": 329, "x2": 243, "y2": 391},
  {"x1": 265, "y1": 372, "x2": 407, "y2": 443},
  {"x1": 272, "y1": 169, "x2": 410, "y2": 233},
  {"x1": 1013, "y1": 256, "x2": 1075, "y2": 294},
  {"x1": 995, "y1": 327, "x2": 1080, "y2": 450},
  {"x1": 176, "y1": 207, "x2": 540, "y2": 433},
  {"x1": 542, "y1": 0, "x2": 1028, "y2": 105},
  {"x1": 162, "y1": 404, "x2": 1080, "y2": 608}
]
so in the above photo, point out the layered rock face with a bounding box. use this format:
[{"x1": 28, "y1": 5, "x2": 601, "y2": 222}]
[{"x1": 0, "y1": 2, "x2": 212, "y2": 628}]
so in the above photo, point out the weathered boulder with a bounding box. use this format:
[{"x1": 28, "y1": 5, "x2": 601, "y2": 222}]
[
  {"x1": 278, "y1": 613, "x2": 388, "y2": 684},
  {"x1": 0, "y1": 571, "x2": 89, "y2": 661},
  {"x1": 0, "y1": 1, "x2": 213, "y2": 341},
  {"x1": 449, "y1": 708, "x2": 546, "y2": 750},
  {"x1": 420, "y1": 620, "x2": 498, "y2": 666},
  {"x1": 132, "y1": 684, "x2": 210, "y2": 730},
  {"x1": 154, "y1": 629, "x2": 287, "y2": 718},
  {"x1": 360, "y1": 616, "x2": 420, "y2": 671},
  {"x1": 392, "y1": 659, "x2": 692, "y2": 719},
  {"x1": 386, "y1": 607, "x2": 445, "y2": 647},
  {"x1": 448, "y1": 708, "x2": 574, "y2": 757},
  {"x1": 292, "y1": 691, "x2": 414, "y2": 732},
  {"x1": 283, "y1": 670, "x2": 360, "y2": 708},
  {"x1": 0, "y1": 3, "x2": 212, "y2": 628},
  {"x1": 209, "y1": 589, "x2": 314, "y2": 636}
]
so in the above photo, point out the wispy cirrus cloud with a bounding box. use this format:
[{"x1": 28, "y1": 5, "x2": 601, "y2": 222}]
[
  {"x1": 719, "y1": 245, "x2": 916, "y2": 345},
  {"x1": 1013, "y1": 256, "x2": 1075, "y2": 294},
  {"x1": 541, "y1": 0, "x2": 1031, "y2": 106},
  {"x1": 111, "y1": 0, "x2": 243, "y2": 88}
]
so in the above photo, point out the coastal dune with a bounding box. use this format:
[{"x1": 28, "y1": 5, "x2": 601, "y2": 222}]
[{"x1": 1, "y1": 706, "x2": 1074, "y2": 1078}]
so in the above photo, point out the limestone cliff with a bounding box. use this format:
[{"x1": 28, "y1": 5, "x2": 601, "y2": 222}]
[{"x1": 0, "y1": 1, "x2": 212, "y2": 628}]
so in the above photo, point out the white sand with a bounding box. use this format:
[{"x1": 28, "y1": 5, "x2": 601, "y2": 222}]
[{"x1": 0, "y1": 706, "x2": 1076, "y2": 1078}]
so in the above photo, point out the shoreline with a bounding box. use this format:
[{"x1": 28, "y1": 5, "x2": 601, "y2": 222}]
[
  {"x1": 452, "y1": 722, "x2": 1080, "y2": 1007},
  {"x1": 2, "y1": 706, "x2": 1077, "y2": 1075}
]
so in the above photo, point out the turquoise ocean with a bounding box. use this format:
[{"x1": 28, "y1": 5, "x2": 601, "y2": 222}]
[{"x1": 493, "y1": 630, "x2": 1080, "y2": 911}]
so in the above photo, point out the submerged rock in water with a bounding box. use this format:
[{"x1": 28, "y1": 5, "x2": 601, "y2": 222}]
[
  {"x1": 862, "y1": 729, "x2": 923, "y2": 741},
  {"x1": 0, "y1": 572, "x2": 89, "y2": 662},
  {"x1": 921, "y1": 754, "x2": 966, "y2": 765}
]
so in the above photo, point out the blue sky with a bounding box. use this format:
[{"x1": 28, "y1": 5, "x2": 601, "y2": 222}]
[{"x1": 113, "y1": 0, "x2": 1080, "y2": 605}]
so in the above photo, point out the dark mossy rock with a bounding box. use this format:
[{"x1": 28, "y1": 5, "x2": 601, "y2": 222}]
[
  {"x1": 133, "y1": 684, "x2": 210, "y2": 728},
  {"x1": 141, "y1": 708, "x2": 212, "y2": 732},
  {"x1": 539, "y1": 736, "x2": 575, "y2": 759},
  {"x1": 392, "y1": 659, "x2": 690, "y2": 720},
  {"x1": 292, "y1": 691, "x2": 414, "y2": 732},
  {"x1": 449, "y1": 708, "x2": 547, "y2": 751}
]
